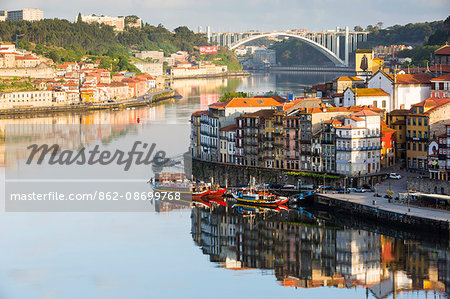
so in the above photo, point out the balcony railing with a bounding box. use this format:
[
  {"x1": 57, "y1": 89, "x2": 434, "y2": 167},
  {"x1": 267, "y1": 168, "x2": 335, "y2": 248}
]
[{"x1": 406, "y1": 137, "x2": 428, "y2": 142}]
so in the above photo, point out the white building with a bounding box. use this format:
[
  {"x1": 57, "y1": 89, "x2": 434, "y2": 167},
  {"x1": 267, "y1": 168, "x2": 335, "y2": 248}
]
[
  {"x1": 0, "y1": 90, "x2": 61, "y2": 109},
  {"x1": 219, "y1": 124, "x2": 236, "y2": 164},
  {"x1": 79, "y1": 14, "x2": 125, "y2": 31},
  {"x1": 336, "y1": 109, "x2": 381, "y2": 177},
  {"x1": 368, "y1": 70, "x2": 431, "y2": 111},
  {"x1": 133, "y1": 62, "x2": 163, "y2": 77},
  {"x1": 6, "y1": 8, "x2": 43, "y2": 21},
  {"x1": 430, "y1": 73, "x2": 450, "y2": 98},
  {"x1": 342, "y1": 87, "x2": 390, "y2": 110}
]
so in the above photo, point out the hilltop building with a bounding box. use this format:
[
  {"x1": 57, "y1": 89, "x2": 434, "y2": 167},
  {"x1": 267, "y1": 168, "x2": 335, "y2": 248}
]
[
  {"x1": 77, "y1": 14, "x2": 141, "y2": 31},
  {"x1": 0, "y1": 8, "x2": 43, "y2": 21}
]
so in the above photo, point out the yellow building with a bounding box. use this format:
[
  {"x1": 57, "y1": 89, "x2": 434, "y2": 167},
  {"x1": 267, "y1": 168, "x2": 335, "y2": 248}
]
[
  {"x1": 332, "y1": 76, "x2": 365, "y2": 93},
  {"x1": 387, "y1": 109, "x2": 409, "y2": 162},
  {"x1": 355, "y1": 49, "x2": 383, "y2": 76},
  {"x1": 406, "y1": 97, "x2": 450, "y2": 171}
]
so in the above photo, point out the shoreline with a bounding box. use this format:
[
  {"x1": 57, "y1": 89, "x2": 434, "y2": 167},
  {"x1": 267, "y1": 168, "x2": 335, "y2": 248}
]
[
  {"x1": 166, "y1": 71, "x2": 250, "y2": 81},
  {"x1": 0, "y1": 89, "x2": 177, "y2": 118},
  {"x1": 312, "y1": 193, "x2": 450, "y2": 234}
]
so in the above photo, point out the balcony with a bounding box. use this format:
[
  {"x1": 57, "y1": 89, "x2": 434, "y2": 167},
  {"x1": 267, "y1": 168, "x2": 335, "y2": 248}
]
[
  {"x1": 321, "y1": 139, "x2": 334, "y2": 144},
  {"x1": 406, "y1": 137, "x2": 428, "y2": 142}
]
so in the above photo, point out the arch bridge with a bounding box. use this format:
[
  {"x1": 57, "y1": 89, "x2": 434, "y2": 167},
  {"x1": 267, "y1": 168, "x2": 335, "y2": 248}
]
[{"x1": 206, "y1": 27, "x2": 368, "y2": 67}]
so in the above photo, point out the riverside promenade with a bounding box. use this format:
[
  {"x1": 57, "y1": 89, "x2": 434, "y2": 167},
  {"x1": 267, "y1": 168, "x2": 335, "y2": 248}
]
[
  {"x1": 0, "y1": 89, "x2": 176, "y2": 117},
  {"x1": 315, "y1": 193, "x2": 450, "y2": 233}
]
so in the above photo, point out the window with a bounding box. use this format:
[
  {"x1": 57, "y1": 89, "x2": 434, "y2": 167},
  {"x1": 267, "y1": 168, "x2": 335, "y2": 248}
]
[
  {"x1": 413, "y1": 143, "x2": 416, "y2": 151},
  {"x1": 373, "y1": 101, "x2": 378, "y2": 108},
  {"x1": 418, "y1": 143, "x2": 422, "y2": 151},
  {"x1": 424, "y1": 119, "x2": 428, "y2": 126},
  {"x1": 408, "y1": 118, "x2": 411, "y2": 125},
  {"x1": 413, "y1": 118, "x2": 416, "y2": 126},
  {"x1": 408, "y1": 142, "x2": 411, "y2": 150},
  {"x1": 382, "y1": 100, "x2": 386, "y2": 108},
  {"x1": 418, "y1": 118, "x2": 422, "y2": 126}
]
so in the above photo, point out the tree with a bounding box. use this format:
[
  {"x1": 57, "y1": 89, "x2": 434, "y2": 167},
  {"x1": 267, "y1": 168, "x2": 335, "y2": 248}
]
[
  {"x1": 220, "y1": 91, "x2": 248, "y2": 102},
  {"x1": 77, "y1": 13, "x2": 82, "y2": 24},
  {"x1": 376, "y1": 22, "x2": 384, "y2": 29},
  {"x1": 354, "y1": 26, "x2": 363, "y2": 32}
]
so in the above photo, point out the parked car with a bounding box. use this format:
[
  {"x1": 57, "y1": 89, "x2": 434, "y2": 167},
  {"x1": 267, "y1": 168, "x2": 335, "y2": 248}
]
[
  {"x1": 347, "y1": 187, "x2": 357, "y2": 192},
  {"x1": 335, "y1": 188, "x2": 348, "y2": 194},
  {"x1": 283, "y1": 184, "x2": 296, "y2": 189},
  {"x1": 389, "y1": 173, "x2": 402, "y2": 179},
  {"x1": 355, "y1": 187, "x2": 366, "y2": 193},
  {"x1": 384, "y1": 194, "x2": 393, "y2": 199},
  {"x1": 362, "y1": 184, "x2": 374, "y2": 192}
]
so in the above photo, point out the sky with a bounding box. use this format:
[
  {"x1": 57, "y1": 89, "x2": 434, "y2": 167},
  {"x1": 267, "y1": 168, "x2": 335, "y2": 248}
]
[{"x1": 2, "y1": 0, "x2": 450, "y2": 32}]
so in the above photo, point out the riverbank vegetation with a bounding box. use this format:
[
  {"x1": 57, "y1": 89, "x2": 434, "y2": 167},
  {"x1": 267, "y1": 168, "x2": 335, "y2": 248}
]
[
  {"x1": 0, "y1": 18, "x2": 235, "y2": 72},
  {"x1": 0, "y1": 78, "x2": 38, "y2": 92},
  {"x1": 195, "y1": 47, "x2": 243, "y2": 71}
]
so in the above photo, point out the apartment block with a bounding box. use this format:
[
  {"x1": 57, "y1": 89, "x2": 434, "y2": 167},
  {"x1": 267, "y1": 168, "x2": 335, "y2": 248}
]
[{"x1": 406, "y1": 97, "x2": 450, "y2": 171}]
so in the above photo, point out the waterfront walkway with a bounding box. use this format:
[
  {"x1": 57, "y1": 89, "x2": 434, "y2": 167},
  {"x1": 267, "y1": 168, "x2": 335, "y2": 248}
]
[{"x1": 322, "y1": 193, "x2": 450, "y2": 222}]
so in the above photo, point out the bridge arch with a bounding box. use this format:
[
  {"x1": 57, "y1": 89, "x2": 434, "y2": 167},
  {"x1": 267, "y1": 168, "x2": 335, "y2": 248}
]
[{"x1": 230, "y1": 32, "x2": 345, "y2": 66}]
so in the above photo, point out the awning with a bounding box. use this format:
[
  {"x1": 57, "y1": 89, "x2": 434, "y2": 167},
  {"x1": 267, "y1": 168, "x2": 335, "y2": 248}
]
[{"x1": 432, "y1": 161, "x2": 438, "y2": 166}]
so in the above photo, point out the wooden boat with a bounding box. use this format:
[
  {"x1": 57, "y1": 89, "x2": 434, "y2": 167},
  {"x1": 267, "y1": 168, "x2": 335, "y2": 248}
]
[
  {"x1": 209, "y1": 188, "x2": 227, "y2": 197},
  {"x1": 192, "y1": 189, "x2": 211, "y2": 197},
  {"x1": 232, "y1": 203, "x2": 289, "y2": 214},
  {"x1": 232, "y1": 190, "x2": 289, "y2": 207}
]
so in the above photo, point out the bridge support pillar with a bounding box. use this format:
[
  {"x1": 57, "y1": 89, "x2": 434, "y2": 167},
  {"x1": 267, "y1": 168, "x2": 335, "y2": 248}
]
[{"x1": 345, "y1": 26, "x2": 349, "y2": 67}]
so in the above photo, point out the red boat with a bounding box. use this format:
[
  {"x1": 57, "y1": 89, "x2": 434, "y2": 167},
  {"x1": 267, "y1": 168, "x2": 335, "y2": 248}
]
[
  {"x1": 209, "y1": 188, "x2": 227, "y2": 197},
  {"x1": 192, "y1": 189, "x2": 211, "y2": 198}
]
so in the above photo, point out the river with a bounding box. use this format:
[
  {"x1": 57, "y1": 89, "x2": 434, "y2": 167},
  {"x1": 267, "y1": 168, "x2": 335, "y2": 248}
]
[{"x1": 0, "y1": 72, "x2": 448, "y2": 298}]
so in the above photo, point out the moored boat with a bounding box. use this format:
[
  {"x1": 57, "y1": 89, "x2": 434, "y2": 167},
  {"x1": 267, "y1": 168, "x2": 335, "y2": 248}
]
[{"x1": 232, "y1": 190, "x2": 289, "y2": 207}]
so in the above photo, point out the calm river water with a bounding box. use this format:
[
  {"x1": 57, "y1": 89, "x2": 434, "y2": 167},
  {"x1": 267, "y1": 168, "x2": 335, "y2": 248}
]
[{"x1": 0, "y1": 71, "x2": 448, "y2": 298}]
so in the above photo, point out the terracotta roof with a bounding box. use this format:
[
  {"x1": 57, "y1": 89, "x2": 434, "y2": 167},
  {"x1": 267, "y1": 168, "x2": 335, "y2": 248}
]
[
  {"x1": 242, "y1": 109, "x2": 277, "y2": 118},
  {"x1": 225, "y1": 97, "x2": 282, "y2": 108},
  {"x1": 324, "y1": 119, "x2": 343, "y2": 125},
  {"x1": 352, "y1": 109, "x2": 380, "y2": 117},
  {"x1": 333, "y1": 76, "x2": 364, "y2": 82},
  {"x1": 192, "y1": 110, "x2": 209, "y2": 116},
  {"x1": 349, "y1": 88, "x2": 389, "y2": 97},
  {"x1": 411, "y1": 97, "x2": 450, "y2": 114},
  {"x1": 430, "y1": 73, "x2": 450, "y2": 82},
  {"x1": 435, "y1": 45, "x2": 450, "y2": 55},
  {"x1": 429, "y1": 65, "x2": 450, "y2": 72},
  {"x1": 332, "y1": 93, "x2": 343, "y2": 97},
  {"x1": 339, "y1": 125, "x2": 365, "y2": 129},
  {"x1": 209, "y1": 101, "x2": 229, "y2": 109},
  {"x1": 389, "y1": 109, "x2": 409, "y2": 116},
  {"x1": 347, "y1": 116, "x2": 365, "y2": 122},
  {"x1": 395, "y1": 73, "x2": 432, "y2": 84},
  {"x1": 220, "y1": 124, "x2": 237, "y2": 131},
  {"x1": 310, "y1": 83, "x2": 327, "y2": 91},
  {"x1": 253, "y1": 95, "x2": 286, "y2": 103}
]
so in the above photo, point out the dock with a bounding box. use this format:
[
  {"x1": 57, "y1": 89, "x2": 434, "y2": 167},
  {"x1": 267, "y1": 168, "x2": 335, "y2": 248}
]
[{"x1": 313, "y1": 193, "x2": 450, "y2": 233}]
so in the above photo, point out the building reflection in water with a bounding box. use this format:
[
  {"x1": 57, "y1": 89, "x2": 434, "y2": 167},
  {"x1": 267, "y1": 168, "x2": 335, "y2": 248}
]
[{"x1": 191, "y1": 207, "x2": 449, "y2": 298}]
